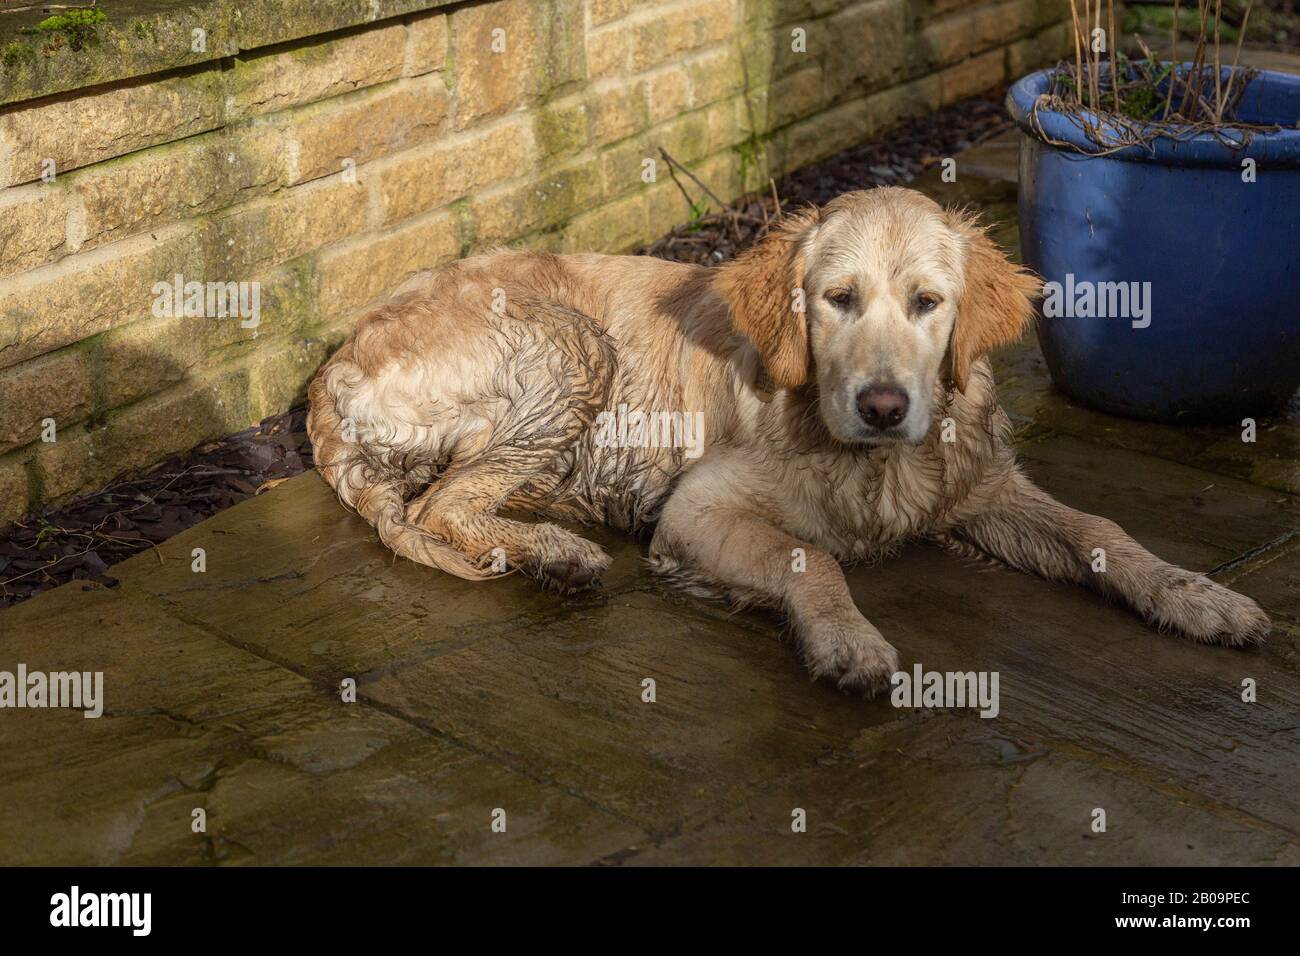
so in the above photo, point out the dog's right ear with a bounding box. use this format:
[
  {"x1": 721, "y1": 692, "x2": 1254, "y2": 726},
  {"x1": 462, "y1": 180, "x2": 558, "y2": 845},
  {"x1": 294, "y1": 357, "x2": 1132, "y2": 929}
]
[{"x1": 711, "y1": 207, "x2": 820, "y2": 392}]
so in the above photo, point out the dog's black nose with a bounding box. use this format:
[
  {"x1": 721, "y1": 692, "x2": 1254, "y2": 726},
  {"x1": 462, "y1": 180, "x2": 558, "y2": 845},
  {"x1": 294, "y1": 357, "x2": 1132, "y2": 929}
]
[{"x1": 856, "y1": 385, "x2": 909, "y2": 429}]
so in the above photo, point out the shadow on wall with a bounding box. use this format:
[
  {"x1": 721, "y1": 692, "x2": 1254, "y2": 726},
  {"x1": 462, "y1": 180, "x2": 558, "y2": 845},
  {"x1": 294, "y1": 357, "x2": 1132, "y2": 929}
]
[
  {"x1": 0, "y1": 293, "x2": 328, "y2": 603},
  {"x1": 732, "y1": 0, "x2": 993, "y2": 199},
  {"x1": 1, "y1": 262, "x2": 334, "y2": 530}
]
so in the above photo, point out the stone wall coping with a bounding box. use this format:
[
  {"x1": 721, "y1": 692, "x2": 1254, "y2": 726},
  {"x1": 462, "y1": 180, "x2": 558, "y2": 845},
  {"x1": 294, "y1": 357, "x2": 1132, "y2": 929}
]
[{"x1": 0, "y1": 0, "x2": 459, "y2": 108}]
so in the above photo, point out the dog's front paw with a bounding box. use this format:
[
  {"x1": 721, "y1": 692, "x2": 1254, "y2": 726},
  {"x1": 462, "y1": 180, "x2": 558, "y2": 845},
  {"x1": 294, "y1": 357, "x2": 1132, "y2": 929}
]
[
  {"x1": 799, "y1": 612, "x2": 900, "y2": 697},
  {"x1": 1146, "y1": 571, "x2": 1271, "y2": 646}
]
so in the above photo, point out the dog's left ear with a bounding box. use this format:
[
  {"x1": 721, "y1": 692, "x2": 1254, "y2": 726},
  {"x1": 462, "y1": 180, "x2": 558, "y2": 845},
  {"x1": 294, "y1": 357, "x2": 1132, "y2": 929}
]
[
  {"x1": 712, "y1": 207, "x2": 821, "y2": 392},
  {"x1": 945, "y1": 210, "x2": 1041, "y2": 393}
]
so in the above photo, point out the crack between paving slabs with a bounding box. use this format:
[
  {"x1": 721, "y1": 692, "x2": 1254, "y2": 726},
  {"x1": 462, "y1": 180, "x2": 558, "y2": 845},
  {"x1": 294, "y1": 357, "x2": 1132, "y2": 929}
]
[
  {"x1": 1024, "y1": 423, "x2": 1300, "y2": 502},
  {"x1": 1208, "y1": 528, "x2": 1300, "y2": 579},
  {"x1": 996, "y1": 721, "x2": 1300, "y2": 841},
  {"x1": 589, "y1": 710, "x2": 945, "y2": 865},
  {"x1": 127, "y1": 581, "x2": 656, "y2": 851}
]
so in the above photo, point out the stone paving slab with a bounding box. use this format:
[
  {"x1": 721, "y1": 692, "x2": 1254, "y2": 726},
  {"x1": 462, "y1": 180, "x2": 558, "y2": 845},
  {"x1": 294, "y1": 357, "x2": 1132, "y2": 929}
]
[
  {"x1": 950, "y1": 133, "x2": 1019, "y2": 184},
  {"x1": 3, "y1": 435, "x2": 1295, "y2": 868},
  {"x1": 360, "y1": 589, "x2": 890, "y2": 837},
  {"x1": 10, "y1": 422, "x2": 1286, "y2": 863},
  {"x1": 628, "y1": 716, "x2": 1300, "y2": 866},
  {"x1": 996, "y1": 335, "x2": 1300, "y2": 498},
  {"x1": 111, "y1": 474, "x2": 648, "y2": 682},
  {"x1": 0, "y1": 580, "x2": 645, "y2": 865},
  {"x1": 838, "y1": 544, "x2": 1300, "y2": 835},
  {"x1": 1016, "y1": 433, "x2": 1300, "y2": 572}
]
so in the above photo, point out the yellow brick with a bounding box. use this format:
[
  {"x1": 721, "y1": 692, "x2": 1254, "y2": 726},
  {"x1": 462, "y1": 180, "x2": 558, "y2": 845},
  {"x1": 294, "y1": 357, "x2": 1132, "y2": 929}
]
[
  {"x1": 0, "y1": 71, "x2": 224, "y2": 187},
  {"x1": 586, "y1": 24, "x2": 631, "y2": 79},
  {"x1": 1026, "y1": 20, "x2": 1073, "y2": 64},
  {"x1": 1035, "y1": 0, "x2": 1072, "y2": 29},
  {"x1": 0, "y1": 184, "x2": 68, "y2": 279},
  {"x1": 405, "y1": 12, "x2": 450, "y2": 76},
  {"x1": 96, "y1": 266, "x2": 312, "y2": 409},
  {"x1": 469, "y1": 158, "x2": 604, "y2": 247},
  {"x1": 647, "y1": 70, "x2": 691, "y2": 123},
  {"x1": 319, "y1": 310, "x2": 367, "y2": 352},
  {"x1": 782, "y1": 97, "x2": 871, "y2": 170},
  {"x1": 743, "y1": 85, "x2": 772, "y2": 136},
  {"x1": 0, "y1": 225, "x2": 203, "y2": 369},
  {"x1": 940, "y1": 48, "x2": 1005, "y2": 103},
  {"x1": 99, "y1": 314, "x2": 236, "y2": 411},
  {"x1": 250, "y1": 338, "x2": 330, "y2": 419},
  {"x1": 534, "y1": 97, "x2": 590, "y2": 160},
  {"x1": 920, "y1": 11, "x2": 980, "y2": 69},
  {"x1": 0, "y1": 348, "x2": 93, "y2": 453},
  {"x1": 647, "y1": 151, "x2": 743, "y2": 239},
  {"x1": 771, "y1": 19, "x2": 827, "y2": 78},
  {"x1": 929, "y1": 0, "x2": 984, "y2": 14},
  {"x1": 0, "y1": 450, "x2": 27, "y2": 527},
  {"x1": 654, "y1": 110, "x2": 712, "y2": 166},
  {"x1": 588, "y1": 79, "x2": 649, "y2": 145},
  {"x1": 692, "y1": 150, "x2": 744, "y2": 204},
  {"x1": 205, "y1": 178, "x2": 369, "y2": 276},
  {"x1": 742, "y1": 0, "x2": 846, "y2": 23},
  {"x1": 976, "y1": 0, "x2": 1037, "y2": 48},
  {"x1": 601, "y1": 137, "x2": 653, "y2": 199},
  {"x1": 590, "y1": 0, "x2": 635, "y2": 25},
  {"x1": 451, "y1": 0, "x2": 548, "y2": 129},
  {"x1": 561, "y1": 191, "x2": 648, "y2": 253},
  {"x1": 704, "y1": 97, "x2": 742, "y2": 152},
  {"x1": 630, "y1": 0, "x2": 735, "y2": 72},
  {"x1": 646, "y1": 180, "x2": 696, "y2": 239},
  {"x1": 227, "y1": 23, "x2": 408, "y2": 119},
  {"x1": 737, "y1": 23, "x2": 777, "y2": 80},
  {"x1": 318, "y1": 210, "x2": 462, "y2": 318},
  {"x1": 32, "y1": 369, "x2": 253, "y2": 503},
  {"x1": 766, "y1": 66, "x2": 825, "y2": 128},
  {"x1": 822, "y1": 0, "x2": 910, "y2": 103},
  {"x1": 70, "y1": 125, "x2": 287, "y2": 252},
  {"x1": 872, "y1": 73, "x2": 945, "y2": 126},
  {"x1": 687, "y1": 47, "x2": 745, "y2": 107},
  {"x1": 283, "y1": 78, "x2": 451, "y2": 186},
  {"x1": 378, "y1": 120, "x2": 532, "y2": 225}
]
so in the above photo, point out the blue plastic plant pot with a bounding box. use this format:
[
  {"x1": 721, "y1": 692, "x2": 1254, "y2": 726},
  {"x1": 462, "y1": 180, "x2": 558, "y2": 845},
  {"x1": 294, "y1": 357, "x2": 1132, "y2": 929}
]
[{"x1": 1006, "y1": 66, "x2": 1300, "y2": 422}]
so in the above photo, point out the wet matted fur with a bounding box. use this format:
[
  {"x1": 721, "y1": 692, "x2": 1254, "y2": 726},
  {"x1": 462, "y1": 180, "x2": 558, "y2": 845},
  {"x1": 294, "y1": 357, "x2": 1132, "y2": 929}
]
[{"x1": 307, "y1": 187, "x2": 1270, "y2": 694}]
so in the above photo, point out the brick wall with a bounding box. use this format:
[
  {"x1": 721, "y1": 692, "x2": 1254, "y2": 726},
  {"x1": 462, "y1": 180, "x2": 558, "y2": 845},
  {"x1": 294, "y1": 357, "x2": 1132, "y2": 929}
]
[{"x1": 0, "y1": 0, "x2": 1072, "y2": 525}]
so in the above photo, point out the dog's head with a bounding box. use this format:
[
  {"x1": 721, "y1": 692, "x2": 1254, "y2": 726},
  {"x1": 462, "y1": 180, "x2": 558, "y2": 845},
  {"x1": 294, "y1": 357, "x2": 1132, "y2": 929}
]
[{"x1": 713, "y1": 187, "x2": 1039, "y2": 445}]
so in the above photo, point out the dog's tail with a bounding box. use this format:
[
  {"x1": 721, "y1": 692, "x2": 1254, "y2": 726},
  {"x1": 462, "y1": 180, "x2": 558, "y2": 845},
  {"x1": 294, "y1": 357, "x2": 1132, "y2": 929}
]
[{"x1": 305, "y1": 347, "x2": 505, "y2": 581}]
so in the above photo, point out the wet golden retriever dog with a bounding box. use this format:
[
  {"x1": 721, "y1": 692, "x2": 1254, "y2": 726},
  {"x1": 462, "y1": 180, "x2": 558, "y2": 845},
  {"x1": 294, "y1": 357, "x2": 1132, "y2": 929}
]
[{"x1": 307, "y1": 187, "x2": 1269, "y2": 694}]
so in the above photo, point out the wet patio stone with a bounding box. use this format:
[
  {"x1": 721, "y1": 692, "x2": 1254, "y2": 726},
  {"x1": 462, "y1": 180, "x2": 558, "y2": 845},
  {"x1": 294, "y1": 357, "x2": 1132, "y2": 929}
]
[
  {"x1": 628, "y1": 716, "x2": 1300, "y2": 866},
  {"x1": 360, "y1": 590, "x2": 903, "y2": 836},
  {"x1": 112, "y1": 473, "x2": 653, "y2": 681},
  {"x1": 0, "y1": 583, "x2": 644, "y2": 865}
]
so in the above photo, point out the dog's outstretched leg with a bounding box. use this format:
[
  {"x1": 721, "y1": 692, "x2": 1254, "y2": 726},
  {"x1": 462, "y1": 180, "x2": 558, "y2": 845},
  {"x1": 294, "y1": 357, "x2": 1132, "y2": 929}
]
[
  {"x1": 649, "y1": 462, "x2": 900, "y2": 695},
  {"x1": 951, "y1": 470, "x2": 1271, "y2": 645}
]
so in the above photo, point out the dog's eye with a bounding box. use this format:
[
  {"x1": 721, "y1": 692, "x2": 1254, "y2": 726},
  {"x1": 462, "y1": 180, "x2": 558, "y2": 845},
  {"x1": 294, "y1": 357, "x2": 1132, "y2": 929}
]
[
  {"x1": 824, "y1": 289, "x2": 853, "y2": 309},
  {"x1": 914, "y1": 292, "x2": 942, "y2": 313}
]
